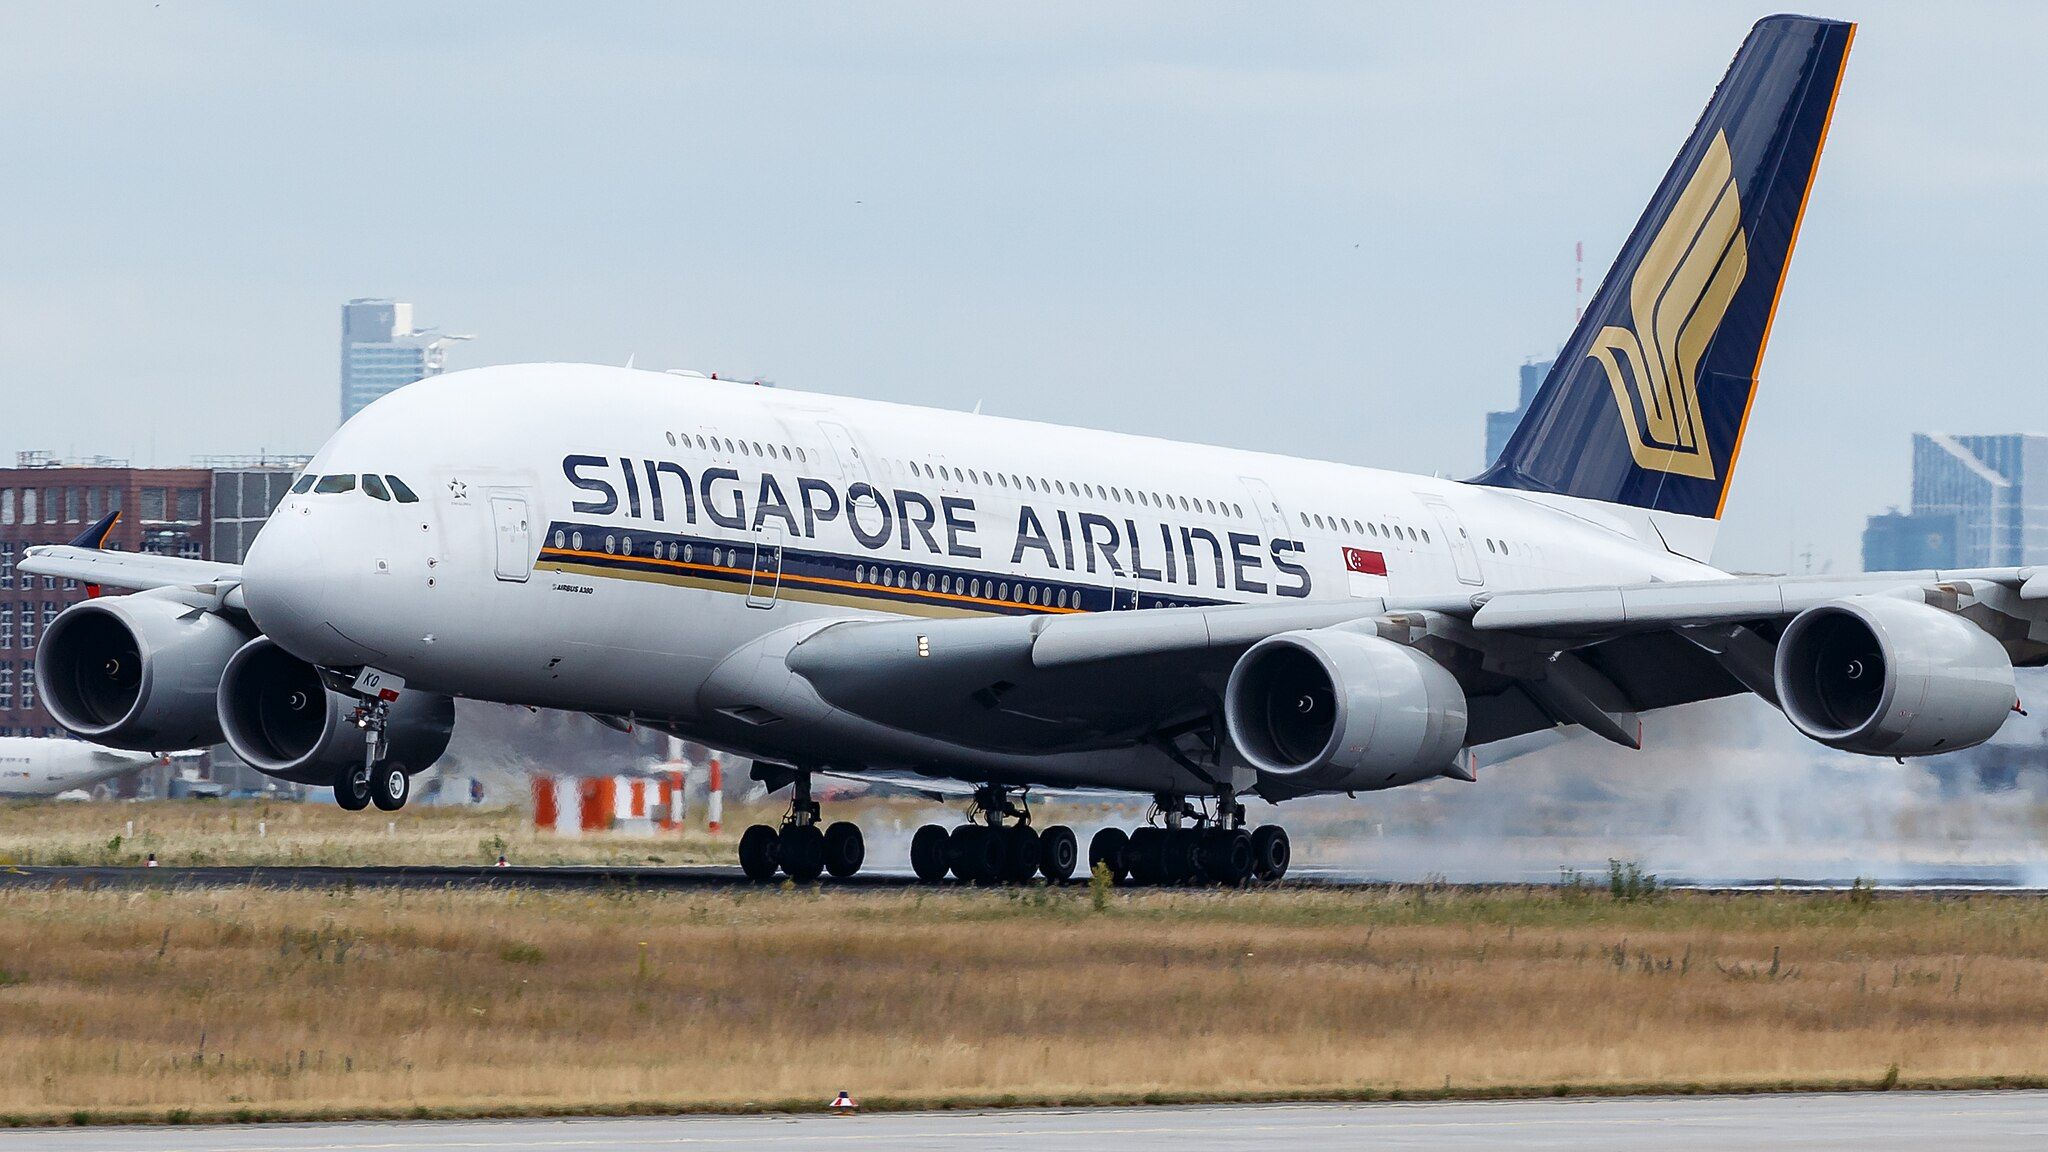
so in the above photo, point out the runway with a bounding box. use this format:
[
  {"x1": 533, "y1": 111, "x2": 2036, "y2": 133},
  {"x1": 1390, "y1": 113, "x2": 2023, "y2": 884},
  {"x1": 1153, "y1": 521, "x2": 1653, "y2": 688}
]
[
  {"x1": 7, "y1": 1093, "x2": 2048, "y2": 1151},
  {"x1": 2, "y1": 862, "x2": 2042, "y2": 894}
]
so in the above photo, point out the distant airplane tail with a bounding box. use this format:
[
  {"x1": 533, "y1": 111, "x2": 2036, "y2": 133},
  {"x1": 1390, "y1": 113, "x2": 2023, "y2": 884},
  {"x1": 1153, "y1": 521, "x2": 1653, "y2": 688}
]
[{"x1": 1475, "y1": 15, "x2": 1854, "y2": 523}]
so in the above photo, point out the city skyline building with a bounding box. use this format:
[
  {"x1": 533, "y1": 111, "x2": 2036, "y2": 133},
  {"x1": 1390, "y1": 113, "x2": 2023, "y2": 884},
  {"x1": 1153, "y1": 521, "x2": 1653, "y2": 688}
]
[
  {"x1": 340, "y1": 299, "x2": 470, "y2": 424},
  {"x1": 1862, "y1": 433, "x2": 2048, "y2": 570},
  {"x1": 1484, "y1": 358, "x2": 1554, "y2": 468}
]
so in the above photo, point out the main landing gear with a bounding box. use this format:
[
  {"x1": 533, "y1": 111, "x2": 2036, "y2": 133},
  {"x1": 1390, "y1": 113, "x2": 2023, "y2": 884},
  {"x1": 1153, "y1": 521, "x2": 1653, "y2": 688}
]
[
  {"x1": 738, "y1": 770, "x2": 865, "y2": 883},
  {"x1": 1086, "y1": 791, "x2": 1290, "y2": 887},
  {"x1": 333, "y1": 695, "x2": 411, "y2": 812},
  {"x1": 909, "y1": 785, "x2": 1078, "y2": 885}
]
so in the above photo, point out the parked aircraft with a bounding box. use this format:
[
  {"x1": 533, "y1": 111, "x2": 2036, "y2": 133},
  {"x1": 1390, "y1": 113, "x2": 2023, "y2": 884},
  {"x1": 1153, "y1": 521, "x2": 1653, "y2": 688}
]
[
  {"x1": 0, "y1": 737, "x2": 156, "y2": 799},
  {"x1": 31, "y1": 17, "x2": 2018, "y2": 887}
]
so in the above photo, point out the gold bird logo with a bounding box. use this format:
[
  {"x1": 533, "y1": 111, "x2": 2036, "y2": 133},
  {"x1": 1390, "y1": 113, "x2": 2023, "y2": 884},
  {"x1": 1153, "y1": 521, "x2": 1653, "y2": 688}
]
[{"x1": 1588, "y1": 129, "x2": 1748, "y2": 480}]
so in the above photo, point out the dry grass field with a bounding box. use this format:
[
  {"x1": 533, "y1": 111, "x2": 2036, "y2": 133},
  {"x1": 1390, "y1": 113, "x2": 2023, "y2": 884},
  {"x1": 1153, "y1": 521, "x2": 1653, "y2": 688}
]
[
  {"x1": 0, "y1": 798, "x2": 782, "y2": 869},
  {"x1": 2, "y1": 881, "x2": 2047, "y2": 1124}
]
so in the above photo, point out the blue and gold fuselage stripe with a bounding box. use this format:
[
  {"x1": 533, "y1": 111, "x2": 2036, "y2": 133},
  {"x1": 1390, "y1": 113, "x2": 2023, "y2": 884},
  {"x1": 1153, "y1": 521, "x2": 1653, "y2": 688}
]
[{"x1": 534, "y1": 520, "x2": 1226, "y2": 617}]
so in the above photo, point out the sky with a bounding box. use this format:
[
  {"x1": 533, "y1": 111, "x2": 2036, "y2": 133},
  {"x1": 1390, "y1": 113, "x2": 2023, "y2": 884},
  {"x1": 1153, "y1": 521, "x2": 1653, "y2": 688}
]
[{"x1": 2, "y1": 1, "x2": 2043, "y2": 574}]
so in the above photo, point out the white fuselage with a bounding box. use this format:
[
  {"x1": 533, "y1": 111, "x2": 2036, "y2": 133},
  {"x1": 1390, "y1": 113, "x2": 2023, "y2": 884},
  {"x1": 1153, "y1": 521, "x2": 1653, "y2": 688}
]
[
  {"x1": 0, "y1": 738, "x2": 155, "y2": 798},
  {"x1": 242, "y1": 365, "x2": 1724, "y2": 791}
]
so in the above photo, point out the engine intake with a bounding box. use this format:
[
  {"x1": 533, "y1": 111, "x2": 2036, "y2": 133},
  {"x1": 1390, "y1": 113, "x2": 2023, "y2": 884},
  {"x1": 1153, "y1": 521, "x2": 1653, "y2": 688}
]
[
  {"x1": 1224, "y1": 629, "x2": 1467, "y2": 795},
  {"x1": 217, "y1": 637, "x2": 454, "y2": 785},
  {"x1": 38, "y1": 592, "x2": 251, "y2": 750},
  {"x1": 1775, "y1": 594, "x2": 2015, "y2": 756}
]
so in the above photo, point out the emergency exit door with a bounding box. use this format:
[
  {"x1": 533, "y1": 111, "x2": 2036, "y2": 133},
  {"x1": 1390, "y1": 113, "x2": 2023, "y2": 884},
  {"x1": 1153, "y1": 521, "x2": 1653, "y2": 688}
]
[{"x1": 490, "y1": 494, "x2": 533, "y2": 583}]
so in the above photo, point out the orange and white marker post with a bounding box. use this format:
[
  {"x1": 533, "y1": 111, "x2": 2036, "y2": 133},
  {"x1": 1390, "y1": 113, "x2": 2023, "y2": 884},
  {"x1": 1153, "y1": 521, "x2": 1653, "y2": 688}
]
[
  {"x1": 829, "y1": 1091, "x2": 857, "y2": 1115},
  {"x1": 706, "y1": 752, "x2": 723, "y2": 834}
]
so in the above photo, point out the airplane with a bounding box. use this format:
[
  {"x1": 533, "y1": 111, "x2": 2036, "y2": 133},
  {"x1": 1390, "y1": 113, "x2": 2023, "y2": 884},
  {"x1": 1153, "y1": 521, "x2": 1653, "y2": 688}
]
[
  {"x1": 0, "y1": 736, "x2": 158, "y2": 799},
  {"x1": 24, "y1": 15, "x2": 2030, "y2": 886}
]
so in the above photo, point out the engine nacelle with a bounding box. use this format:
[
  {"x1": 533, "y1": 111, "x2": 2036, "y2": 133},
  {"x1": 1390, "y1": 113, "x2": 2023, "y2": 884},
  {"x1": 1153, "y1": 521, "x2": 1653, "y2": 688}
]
[
  {"x1": 1775, "y1": 594, "x2": 2015, "y2": 756},
  {"x1": 38, "y1": 592, "x2": 252, "y2": 750},
  {"x1": 216, "y1": 637, "x2": 454, "y2": 786},
  {"x1": 1224, "y1": 628, "x2": 1468, "y2": 795}
]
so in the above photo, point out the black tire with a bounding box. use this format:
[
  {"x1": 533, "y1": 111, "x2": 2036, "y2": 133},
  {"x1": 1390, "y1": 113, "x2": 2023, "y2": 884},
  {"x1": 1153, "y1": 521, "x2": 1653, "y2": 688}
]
[
  {"x1": 910, "y1": 824, "x2": 951, "y2": 882},
  {"x1": 947, "y1": 825, "x2": 1003, "y2": 884},
  {"x1": 779, "y1": 824, "x2": 826, "y2": 882},
  {"x1": 823, "y1": 821, "x2": 865, "y2": 879},
  {"x1": 1168, "y1": 828, "x2": 1203, "y2": 884},
  {"x1": 1002, "y1": 825, "x2": 1041, "y2": 883},
  {"x1": 371, "y1": 765, "x2": 409, "y2": 812},
  {"x1": 1126, "y1": 827, "x2": 1167, "y2": 885},
  {"x1": 738, "y1": 824, "x2": 780, "y2": 881},
  {"x1": 1251, "y1": 825, "x2": 1291, "y2": 882},
  {"x1": 1198, "y1": 829, "x2": 1255, "y2": 885},
  {"x1": 333, "y1": 765, "x2": 370, "y2": 812},
  {"x1": 1038, "y1": 825, "x2": 1079, "y2": 882},
  {"x1": 1088, "y1": 827, "x2": 1129, "y2": 883}
]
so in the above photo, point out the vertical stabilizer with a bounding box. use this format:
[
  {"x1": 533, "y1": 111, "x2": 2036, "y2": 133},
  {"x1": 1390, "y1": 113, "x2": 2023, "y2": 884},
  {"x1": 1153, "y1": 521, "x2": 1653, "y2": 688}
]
[{"x1": 1475, "y1": 15, "x2": 1854, "y2": 526}]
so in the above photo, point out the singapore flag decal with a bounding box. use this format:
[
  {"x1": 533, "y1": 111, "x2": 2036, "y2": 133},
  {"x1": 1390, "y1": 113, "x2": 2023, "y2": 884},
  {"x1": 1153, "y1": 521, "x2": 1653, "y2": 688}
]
[{"x1": 1342, "y1": 546, "x2": 1390, "y2": 597}]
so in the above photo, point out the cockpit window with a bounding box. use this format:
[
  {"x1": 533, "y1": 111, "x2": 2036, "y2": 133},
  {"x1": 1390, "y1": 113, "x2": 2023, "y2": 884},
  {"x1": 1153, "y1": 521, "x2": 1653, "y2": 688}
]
[
  {"x1": 361, "y1": 474, "x2": 391, "y2": 501},
  {"x1": 291, "y1": 474, "x2": 317, "y2": 495},
  {"x1": 313, "y1": 474, "x2": 357, "y2": 494},
  {"x1": 386, "y1": 476, "x2": 419, "y2": 503}
]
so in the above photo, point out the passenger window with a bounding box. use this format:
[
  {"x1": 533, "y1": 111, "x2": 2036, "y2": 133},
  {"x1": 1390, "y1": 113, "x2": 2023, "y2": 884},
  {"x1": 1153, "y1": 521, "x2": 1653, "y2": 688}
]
[
  {"x1": 314, "y1": 474, "x2": 356, "y2": 494},
  {"x1": 291, "y1": 474, "x2": 317, "y2": 495},
  {"x1": 386, "y1": 476, "x2": 419, "y2": 503},
  {"x1": 361, "y1": 474, "x2": 390, "y2": 501}
]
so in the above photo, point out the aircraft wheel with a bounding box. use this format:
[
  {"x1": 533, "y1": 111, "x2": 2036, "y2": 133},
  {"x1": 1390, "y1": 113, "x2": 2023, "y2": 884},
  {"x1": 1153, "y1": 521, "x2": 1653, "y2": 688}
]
[
  {"x1": 1088, "y1": 827, "x2": 1129, "y2": 883},
  {"x1": 1038, "y1": 824, "x2": 1078, "y2": 882},
  {"x1": 822, "y1": 821, "x2": 865, "y2": 879},
  {"x1": 1199, "y1": 828, "x2": 1255, "y2": 885},
  {"x1": 778, "y1": 824, "x2": 826, "y2": 882},
  {"x1": 1251, "y1": 825, "x2": 1291, "y2": 882},
  {"x1": 1125, "y1": 827, "x2": 1168, "y2": 885},
  {"x1": 371, "y1": 766, "x2": 410, "y2": 812},
  {"x1": 947, "y1": 825, "x2": 1003, "y2": 884},
  {"x1": 738, "y1": 824, "x2": 780, "y2": 881},
  {"x1": 333, "y1": 764, "x2": 371, "y2": 812},
  {"x1": 1001, "y1": 824, "x2": 1041, "y2": 883},
  {"x1": 909, "y1": 824, "x2": 951, "y2": 882}
]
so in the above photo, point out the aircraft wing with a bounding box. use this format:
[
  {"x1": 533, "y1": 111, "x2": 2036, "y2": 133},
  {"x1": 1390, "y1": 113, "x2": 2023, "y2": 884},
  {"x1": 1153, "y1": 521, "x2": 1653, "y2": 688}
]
[
  {"x1": 783, "y1": 567, "x2": 2048, "y2": 761},
  {"x1": 16, "y1": 512, "x2": 244, "y2": 595}
]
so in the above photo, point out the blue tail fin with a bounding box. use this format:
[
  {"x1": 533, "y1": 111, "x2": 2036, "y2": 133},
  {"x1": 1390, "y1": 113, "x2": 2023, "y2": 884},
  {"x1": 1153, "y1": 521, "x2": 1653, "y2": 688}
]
[{"x1": 1475, "y1": 15, "x2": 1854, "y2": 519}]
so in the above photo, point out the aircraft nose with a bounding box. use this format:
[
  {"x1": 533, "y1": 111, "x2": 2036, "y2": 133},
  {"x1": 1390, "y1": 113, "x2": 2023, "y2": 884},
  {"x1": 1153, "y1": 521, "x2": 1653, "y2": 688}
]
[{"x1": 241, "y1": 503, "x2": 348, "y2": 663}]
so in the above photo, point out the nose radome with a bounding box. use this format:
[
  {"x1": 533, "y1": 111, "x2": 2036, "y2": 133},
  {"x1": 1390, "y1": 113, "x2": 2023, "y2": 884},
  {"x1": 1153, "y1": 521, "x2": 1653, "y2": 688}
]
[{"x1": 240, "y1": 506, "x2": 344, "y2": 664}]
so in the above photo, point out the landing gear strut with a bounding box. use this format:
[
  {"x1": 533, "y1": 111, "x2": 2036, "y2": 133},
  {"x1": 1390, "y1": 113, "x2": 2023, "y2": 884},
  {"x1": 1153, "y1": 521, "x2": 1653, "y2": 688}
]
[
  {"x1": 910, "y1": 785, "x2": 1077, "y2": 885},
  {"x1": 739, "y1": 769, "x2": 865, "y2": 883},
  {"x1": 1110, "y1": 790, "x2": 1286, "y2": 886},
  {"x1": 334, "y1": 695, "x2": 411, "y2": 812}
]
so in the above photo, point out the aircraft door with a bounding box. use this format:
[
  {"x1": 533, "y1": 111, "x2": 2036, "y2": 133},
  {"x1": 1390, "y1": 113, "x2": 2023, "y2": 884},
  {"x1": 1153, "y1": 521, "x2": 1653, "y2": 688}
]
[
  {"x1": 1420, "y1": 495, "x2": 1485, "y2": 586},
  {"x1": 489, "y1": 493, "x2": 534, "y2": 583},
  {"x1": 1239, "y1": 476, "x2": 1290, "y2": 539},
  {"x1": 747, "y1": 525, "x2": 784, "y2": 608},
  {"x1": 817, "y1": 421, "x2": 873, "y2": 484}
]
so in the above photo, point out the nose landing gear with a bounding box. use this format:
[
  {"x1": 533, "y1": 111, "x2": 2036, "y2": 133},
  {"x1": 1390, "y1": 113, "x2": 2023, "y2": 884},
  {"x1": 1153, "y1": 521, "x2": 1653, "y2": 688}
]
[{"x1": 331, "y1": 678, "x2": 412, "y2": 813}]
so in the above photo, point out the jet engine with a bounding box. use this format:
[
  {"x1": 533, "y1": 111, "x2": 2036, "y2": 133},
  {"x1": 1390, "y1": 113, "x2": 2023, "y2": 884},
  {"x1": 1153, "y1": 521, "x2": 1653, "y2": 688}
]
[
  {"x1": 1774, "y1": 594, "x2": 2015, "y2": 756},
  {"x1": 1224, "y1": 628, "x2": 1468, "y2": 794},
  {"x1": 216, "y1": 637, "x2": 454, "y2": 785},
  {"x1": 38, "y1": 591, "x2": 252, "y2": 750}
]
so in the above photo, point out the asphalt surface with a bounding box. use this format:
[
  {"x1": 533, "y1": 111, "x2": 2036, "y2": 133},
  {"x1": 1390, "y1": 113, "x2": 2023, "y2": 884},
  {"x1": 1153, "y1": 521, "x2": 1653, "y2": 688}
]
[
  {"x1": 3, "y1": 862, "x2": 2044, "y2": 893},
  {"x1": 6, "y1": 1094, "x2": 2048, "y2": 1151}
]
